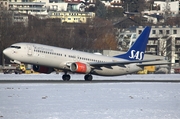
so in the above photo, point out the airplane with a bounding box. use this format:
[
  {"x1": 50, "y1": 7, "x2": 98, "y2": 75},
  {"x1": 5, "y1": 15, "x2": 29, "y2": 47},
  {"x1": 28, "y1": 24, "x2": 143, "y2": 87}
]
[{"x1": 3, "y1": 26, "x2": 166, "y2": 81}]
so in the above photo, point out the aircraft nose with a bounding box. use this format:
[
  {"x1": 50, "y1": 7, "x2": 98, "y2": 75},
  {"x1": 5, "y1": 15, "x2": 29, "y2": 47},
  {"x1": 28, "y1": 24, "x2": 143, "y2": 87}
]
[
  {"x1": 3, "y1": 49, "x2": 8, "y2": 55},
  {"x1": 3, "y1": 48, "x2": 10, "y2": 57}
]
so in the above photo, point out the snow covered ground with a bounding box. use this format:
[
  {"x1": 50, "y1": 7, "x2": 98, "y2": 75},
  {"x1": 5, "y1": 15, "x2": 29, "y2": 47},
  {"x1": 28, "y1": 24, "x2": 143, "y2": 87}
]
[
  {"x1": 0, "y1": 73, "x2": 180, "y2": 80},
  {"x1": 0, "y1": 74, "x2": 180, "y2": 119}
]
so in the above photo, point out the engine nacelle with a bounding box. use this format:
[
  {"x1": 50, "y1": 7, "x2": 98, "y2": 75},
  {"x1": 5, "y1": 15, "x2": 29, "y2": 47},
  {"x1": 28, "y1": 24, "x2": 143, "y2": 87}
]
[
  {"x1": 70, "y1": 62, "x2": 91, "y2": 74},
  {"x1": 33, "y1": 65, "x2": 54, "y2": 74}
]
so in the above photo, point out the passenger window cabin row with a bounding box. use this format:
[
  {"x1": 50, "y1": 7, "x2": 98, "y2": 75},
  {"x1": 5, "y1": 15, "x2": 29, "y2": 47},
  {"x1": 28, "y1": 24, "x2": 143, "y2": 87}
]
[{"x1": 34, "y1": 49, "x2": 105, "y2": 63}]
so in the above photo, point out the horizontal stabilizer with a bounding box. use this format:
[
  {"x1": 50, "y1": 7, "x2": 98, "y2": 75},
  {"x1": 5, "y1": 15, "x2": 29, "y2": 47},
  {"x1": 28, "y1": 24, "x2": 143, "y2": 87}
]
[{"x1": 137, "y1": 62, "x2": 172, "y2": 67}]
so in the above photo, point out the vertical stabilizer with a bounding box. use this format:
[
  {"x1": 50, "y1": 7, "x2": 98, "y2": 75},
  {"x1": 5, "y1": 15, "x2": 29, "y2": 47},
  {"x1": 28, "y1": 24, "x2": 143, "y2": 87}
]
[{"x1": 114, "y1": 26, "x2": 151, "y2": 60}]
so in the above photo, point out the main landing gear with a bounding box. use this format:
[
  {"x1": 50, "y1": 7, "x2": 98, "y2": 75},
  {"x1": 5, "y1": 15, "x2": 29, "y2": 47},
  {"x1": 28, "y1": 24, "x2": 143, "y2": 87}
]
[
  {"x1": 84, "y1": 74, "x2": 93, "y2": 81},
  {"x1": 62, "y1": 74, "x2": 70, "y2": 81},
  {"x1": 62, "y1": 73, "x2": 93, "y2": 81}
]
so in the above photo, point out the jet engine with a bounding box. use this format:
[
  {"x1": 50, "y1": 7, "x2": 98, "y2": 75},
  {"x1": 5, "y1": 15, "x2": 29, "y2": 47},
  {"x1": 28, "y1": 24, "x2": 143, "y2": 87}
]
[
  {"x1": 70, "y1": 62, "x2": 91, "y2": 74},
  {"x1": 33, "y1": 65, "x2": 54, "y2": 74}
]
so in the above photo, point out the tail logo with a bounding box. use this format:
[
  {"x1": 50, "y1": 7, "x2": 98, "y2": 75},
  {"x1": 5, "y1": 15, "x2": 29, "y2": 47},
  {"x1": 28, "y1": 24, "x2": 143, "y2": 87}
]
[{"x1": 129, "y1": 50, "x2": 144, "y2": 60}]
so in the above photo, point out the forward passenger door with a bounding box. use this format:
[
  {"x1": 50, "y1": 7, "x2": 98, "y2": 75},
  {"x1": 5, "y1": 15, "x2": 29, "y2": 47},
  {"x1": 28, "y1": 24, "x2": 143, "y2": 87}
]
[{"x1": 27, "y1": 45, "x2": 33, "y2": 56}]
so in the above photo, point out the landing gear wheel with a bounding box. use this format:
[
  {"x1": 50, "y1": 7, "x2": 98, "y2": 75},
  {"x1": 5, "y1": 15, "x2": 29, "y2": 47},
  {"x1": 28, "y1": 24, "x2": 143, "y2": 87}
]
[
  {"x1": 84, "y1": 74, "x2": 93, "y2": 81},
  {"x1": 62, "y1": 74, "x2": 71, "y2": 81}
]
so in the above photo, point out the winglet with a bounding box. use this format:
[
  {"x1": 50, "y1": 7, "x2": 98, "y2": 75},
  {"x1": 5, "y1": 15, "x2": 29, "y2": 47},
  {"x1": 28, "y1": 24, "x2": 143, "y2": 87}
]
[{"x1": 114, "y1": 26, "x2": 151, "y2": 60}]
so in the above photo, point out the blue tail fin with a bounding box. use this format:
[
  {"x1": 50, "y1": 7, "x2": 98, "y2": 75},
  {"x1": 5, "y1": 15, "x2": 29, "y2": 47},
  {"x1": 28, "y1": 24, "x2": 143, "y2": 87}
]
[{"x1": 114, "y1": 26, "x2": 151, "y2": 60}]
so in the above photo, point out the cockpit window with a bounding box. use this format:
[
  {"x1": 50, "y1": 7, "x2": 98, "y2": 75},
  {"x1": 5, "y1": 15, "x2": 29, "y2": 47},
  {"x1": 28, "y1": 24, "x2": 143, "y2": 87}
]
[{"x1": 10, "y1": 46, "x2": 21, "y2": 49}]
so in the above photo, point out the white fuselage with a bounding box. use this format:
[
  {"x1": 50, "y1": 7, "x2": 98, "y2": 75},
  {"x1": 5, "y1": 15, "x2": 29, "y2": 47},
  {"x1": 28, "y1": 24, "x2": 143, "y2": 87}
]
[{"x1": 3, "y1": 43, "x2": 143, "y2": 76}]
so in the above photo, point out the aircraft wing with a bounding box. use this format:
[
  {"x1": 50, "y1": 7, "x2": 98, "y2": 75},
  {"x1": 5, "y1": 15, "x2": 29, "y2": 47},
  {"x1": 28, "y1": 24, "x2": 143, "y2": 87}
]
[{"x1": 89, "y1": 59, "x2": 163, "y2": 67}]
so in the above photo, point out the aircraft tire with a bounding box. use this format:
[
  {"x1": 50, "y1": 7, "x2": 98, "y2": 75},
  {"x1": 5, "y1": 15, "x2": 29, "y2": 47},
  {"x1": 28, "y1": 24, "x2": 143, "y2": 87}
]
[
  {"x1": 84, "y1": 74, "x2": 93, "y2": 81},
  {"x1": 62, "y1": 74, "x2": 70, "y2": 81}
]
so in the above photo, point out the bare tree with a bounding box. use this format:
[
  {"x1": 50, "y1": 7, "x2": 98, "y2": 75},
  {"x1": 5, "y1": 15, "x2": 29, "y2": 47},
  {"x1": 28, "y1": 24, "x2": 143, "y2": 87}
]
[
  {"x1": 155, "y1": 30, "x2": 168, "y2": 56},
  {"x1": 163, "y1": 0, "x2": 172, "y2": 22},
  {"x1": 95, "y1": 0, "x2": 107, "y2": 19},
  {"x1": 0, "y1": 9, "x2": 14, "y2": 64},
  {"x1": 93, "y1": 32, "x2": 117, "y2": 50}
]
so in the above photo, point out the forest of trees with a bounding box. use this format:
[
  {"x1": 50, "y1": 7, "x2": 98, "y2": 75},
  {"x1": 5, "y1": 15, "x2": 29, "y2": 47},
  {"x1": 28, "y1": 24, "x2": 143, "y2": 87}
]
[{"x1": 0, "y1": 12, "x2": 119, "y2": 64}]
